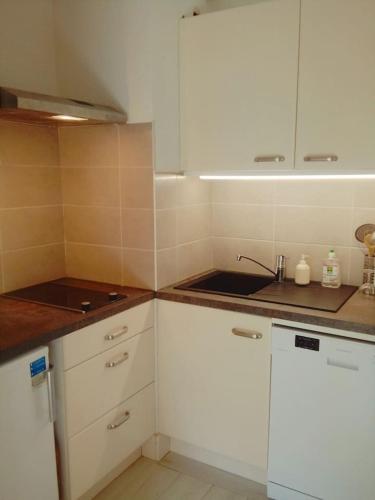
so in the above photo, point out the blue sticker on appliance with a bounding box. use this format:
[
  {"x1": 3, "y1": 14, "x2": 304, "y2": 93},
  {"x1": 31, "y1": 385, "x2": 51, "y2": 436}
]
[{"x1": 30, "y1": 356, "x2": 47, "y2": 378}]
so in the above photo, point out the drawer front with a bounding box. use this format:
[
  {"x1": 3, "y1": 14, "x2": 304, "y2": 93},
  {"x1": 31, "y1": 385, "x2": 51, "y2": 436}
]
[
  {"x1": 69, "y1": 383, "x2": 155, "y2": 500},
  {"x1": 65, "y1": 328, "x2": 154, "y2": 437},
  {"x1": 63, "y1": 300, "x2": 153, "y2": 369}
]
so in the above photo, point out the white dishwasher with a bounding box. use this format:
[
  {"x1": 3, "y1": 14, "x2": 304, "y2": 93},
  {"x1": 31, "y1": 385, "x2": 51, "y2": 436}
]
[{"x1": 268, "y1": 326, "x2": 375, "y2": 500}]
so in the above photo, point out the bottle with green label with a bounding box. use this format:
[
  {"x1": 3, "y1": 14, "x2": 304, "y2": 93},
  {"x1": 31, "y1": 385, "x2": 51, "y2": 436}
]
[{"x1": 322, "y1": 249, "x2": 341, "y2": 288}]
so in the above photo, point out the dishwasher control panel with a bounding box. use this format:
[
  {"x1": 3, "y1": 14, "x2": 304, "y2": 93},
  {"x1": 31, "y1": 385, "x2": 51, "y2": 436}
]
[{"x1": 295, "y1": 335, "x2": 320, "y2": 351}]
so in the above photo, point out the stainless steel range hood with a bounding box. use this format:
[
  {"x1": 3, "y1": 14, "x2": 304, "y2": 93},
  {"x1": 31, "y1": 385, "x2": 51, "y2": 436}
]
[{"x1": 0, "y1": 87, "x2": 127, "y2": 125}]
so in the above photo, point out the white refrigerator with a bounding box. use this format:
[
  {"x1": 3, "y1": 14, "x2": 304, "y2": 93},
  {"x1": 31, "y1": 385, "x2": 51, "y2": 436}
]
[{"x1": 0, "y1": 346, "x2": 59, "y2": 500}]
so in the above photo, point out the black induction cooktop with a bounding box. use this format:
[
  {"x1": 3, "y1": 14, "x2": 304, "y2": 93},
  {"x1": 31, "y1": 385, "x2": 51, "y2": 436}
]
[{"x1": 4, "y1": 282, "x2": 127, "y2": 313}]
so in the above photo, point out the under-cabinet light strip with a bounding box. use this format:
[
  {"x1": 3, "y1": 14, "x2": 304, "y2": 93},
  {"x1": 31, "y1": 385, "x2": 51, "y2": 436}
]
[{"x1": 199, "y1": 174, "x2": 375, "y2": 180}]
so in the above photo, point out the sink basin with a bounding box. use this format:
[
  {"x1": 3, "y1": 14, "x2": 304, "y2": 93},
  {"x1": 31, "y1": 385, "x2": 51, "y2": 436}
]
[
  {"x1": 176, "y1": 270, "x2": 274, "y2": 298},
  {"x1": 176, "y1": 270, "x2": 358, "y2": 312}
]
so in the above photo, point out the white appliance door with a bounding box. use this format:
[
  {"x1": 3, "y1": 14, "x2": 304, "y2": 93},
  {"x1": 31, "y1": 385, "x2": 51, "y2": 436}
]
[
  {"x1": 0, "y1": 347, "x2": 59, "y2": 500},
  {"x1": 268, "y1": 327, "x2": 375, "y2": 500}
]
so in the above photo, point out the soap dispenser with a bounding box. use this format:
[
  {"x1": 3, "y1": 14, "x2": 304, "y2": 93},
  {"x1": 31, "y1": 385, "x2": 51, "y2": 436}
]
[{"x1": 294, "y1": 255, "x2": 310, "y2": 286}]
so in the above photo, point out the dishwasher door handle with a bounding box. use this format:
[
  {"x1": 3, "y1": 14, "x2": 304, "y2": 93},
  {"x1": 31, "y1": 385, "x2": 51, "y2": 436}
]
[{"x1": 327, "y1": 357, "x2": 359, "y2": 371}]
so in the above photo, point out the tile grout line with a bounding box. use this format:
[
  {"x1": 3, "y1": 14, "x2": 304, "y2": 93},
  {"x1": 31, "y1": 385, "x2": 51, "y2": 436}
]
[
  {"x1": 2, "y1": 241, "x2": 65, "y2": 254},
  {"x1": 151, "y1": 122, "x2": 158, "y2": 291},
  {"x1": 57, "y1": 130, "x2": 68, "y2": 277},
  {"x1": 0, "y1": 204, "x2": 63, "y2": 211},
  {"x1": 116, "y1": 124, "x2": 125, "y2": 286}
]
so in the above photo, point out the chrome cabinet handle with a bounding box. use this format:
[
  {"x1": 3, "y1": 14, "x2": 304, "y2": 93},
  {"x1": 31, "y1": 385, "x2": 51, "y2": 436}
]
[
  {"x1": 105, "y1": 352, "x2": 129, "y2": 368},
  {"x1": 46, "y1": 366, "x2": 55, "y2": 423},
  {"x1": 254, "y1": 155, "x2": 285, "y2": 163},
  {"x1": 105, "y1": 326, "x2": 128, "y2": 341},
  {"x1": 304, "y1": 155, "x2": 338, "y2": 162},
  {"x1": 107, "y1": 411, "x2": 130, "y2": 430},
  {"x1": 232, "y1": 328, "x2": 263, "y2": 340}
]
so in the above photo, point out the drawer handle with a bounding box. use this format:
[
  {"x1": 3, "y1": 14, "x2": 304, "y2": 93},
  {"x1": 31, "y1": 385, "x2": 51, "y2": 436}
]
[
  {"x1": 105, "y1": 326, "x2": 128, "y2": 341},
  {"x1": 105, "y1": 352, "x2": 129, "y2": 368},
  {"x1": 254, "y1": 155, "x2": 285, "y2": 163},
  {"x1": 232, "y1": 328, "x2": 262, "y2": 340},
  {"x1": 304, "y1": 155, "x2": 338, "y2": 162},
  {"x1": 107, "y1": 411, "x2": 130, "y2": 430}
]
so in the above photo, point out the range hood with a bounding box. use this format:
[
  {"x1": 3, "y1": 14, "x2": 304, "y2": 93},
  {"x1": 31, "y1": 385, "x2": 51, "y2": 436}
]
[{"x1": 0, "y1": 87, "x2": 127, "y2": 125}]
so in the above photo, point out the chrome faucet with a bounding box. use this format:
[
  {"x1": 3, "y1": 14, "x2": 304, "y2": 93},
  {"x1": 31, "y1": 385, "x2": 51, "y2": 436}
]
[{"x1": 237, "y1": 254, "x2": 286, "y2": 282}]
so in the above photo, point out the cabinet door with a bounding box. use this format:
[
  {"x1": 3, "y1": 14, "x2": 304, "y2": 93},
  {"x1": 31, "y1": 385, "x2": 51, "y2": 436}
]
[
  {"x1": 69, "y1": 384, "x2": 155, "y2": 500},
  {"x1": 180, "y1": 1, "x2": 300, "y2": 172},
  {"x1": 296, "y1": 0, "x2": 375, "y2": 170},
  {"x1": 158, "y1": 300, "x2": 271, "y2": 476}
]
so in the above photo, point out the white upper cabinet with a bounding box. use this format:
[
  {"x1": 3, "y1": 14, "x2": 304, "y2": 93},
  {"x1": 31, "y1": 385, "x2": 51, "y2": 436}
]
[
  {"x1": 296, "y1": 0, "x2": 375, "y2": 170},
  {"x1": 180, "y1": 0, "x2": 300, "y2": 172}
]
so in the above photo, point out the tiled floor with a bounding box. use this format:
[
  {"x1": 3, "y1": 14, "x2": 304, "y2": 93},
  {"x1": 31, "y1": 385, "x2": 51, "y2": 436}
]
[{"x1": 95, "y1": 452, "x2": 268, "y2": 500}]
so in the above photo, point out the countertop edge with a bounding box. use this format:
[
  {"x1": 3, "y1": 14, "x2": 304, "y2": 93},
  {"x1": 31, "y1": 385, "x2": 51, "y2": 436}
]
[
  {"x1": 156, "y1": 289, "x2": 375, "y2": 336},
  {"x1": 0, "y1": 291, "x2": 155, "y2": 363}
]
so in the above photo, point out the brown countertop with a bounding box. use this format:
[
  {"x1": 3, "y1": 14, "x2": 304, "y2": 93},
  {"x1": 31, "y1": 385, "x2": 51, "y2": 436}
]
[
  {"x1": 157, "y1": 272, "x2": 375, "y2": 337},
  {"x1": 0, "y1": 278, "x2": 154, "y2": 363}
]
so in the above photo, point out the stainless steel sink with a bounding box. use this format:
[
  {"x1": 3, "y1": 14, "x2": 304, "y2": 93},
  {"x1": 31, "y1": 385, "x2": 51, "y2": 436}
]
[{"x1": 176, "y1": 270, "x2": 274, "y2": 298}]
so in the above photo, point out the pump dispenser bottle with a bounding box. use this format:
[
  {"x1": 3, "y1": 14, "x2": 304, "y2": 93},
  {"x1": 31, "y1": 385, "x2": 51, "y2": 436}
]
[
  {"x1": 294, "y1": 255, "x2": 310, "y2": 285},
  {"x1": 322, "y1": 249, "x2": 341, "y2": 288}
]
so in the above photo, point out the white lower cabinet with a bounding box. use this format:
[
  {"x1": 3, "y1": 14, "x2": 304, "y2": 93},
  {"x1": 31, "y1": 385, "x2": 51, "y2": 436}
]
[
  {"x1": 52, "y1": 301, "x2": 155, "y2": 500},
  {"x1": 65, "y1": 328, "x2": 154, "y2": 437},
  {"x1": 157, "y1": 300, "x2": 271, "y2": 482},
  {"x1": 69, "y1": 384, "x2": 155, "y2": 500}
]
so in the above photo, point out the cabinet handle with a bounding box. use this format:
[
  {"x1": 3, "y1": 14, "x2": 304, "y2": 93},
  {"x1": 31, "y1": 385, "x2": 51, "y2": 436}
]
[
  {"x1": 254, "y1": 155, "x2": 285, "y2": 163},
  {"x1": 304, "y1": 155, "x2": 338, "y2": 162},
  {"x1": 104, "y1": 326, "x2": 128, "y2": 341},
  {"x1": 107, "y1": 411, "x2": 130, "y2": 430},
  {"x1": 232, "y1": 328, "x2": 263, "y2": 340},
  {"x1": 105, "y1": 352, "x2": 129, "y2": 368}
]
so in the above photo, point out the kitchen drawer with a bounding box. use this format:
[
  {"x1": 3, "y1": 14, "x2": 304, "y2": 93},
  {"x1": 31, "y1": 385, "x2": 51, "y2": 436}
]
[
  {"x1": 68, "y1": 383, "x2": 155, "y2": 500},
  {"x1": 62, "y1": 300, "x2": 153, "y2": 369},
  {"x1": 65, "y1": 328, "x2": 154, "y2": 437}
]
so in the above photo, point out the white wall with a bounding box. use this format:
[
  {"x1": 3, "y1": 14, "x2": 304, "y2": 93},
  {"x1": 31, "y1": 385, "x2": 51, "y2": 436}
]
[
  {"x1": 53, "y1": 0, "x2": 153, "y2": 122},
  {"x1": 207, "y1": 0, "x2": 269, "y2": 10},
  {"x1": 0, "y1": 0, "x2": 57, "y2": 94},
  {"x1": 1, "y1": 0, "x2": 225, "y2": 171}
]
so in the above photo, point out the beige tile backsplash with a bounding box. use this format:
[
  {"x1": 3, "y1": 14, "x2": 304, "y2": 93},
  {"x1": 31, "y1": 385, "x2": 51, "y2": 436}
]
[
  {"x1": 0, "y1": 166, "x2": 62, "y2": 208},
  {"x1": 211, "y1": 179, "x2": 372, "y2": 285},
  {"x1": 60, "y1": 123, "x2": 155, "y2": 289},
  {"x1": 63, "y1": 206, "x2": 122, "y2": 247},
  {"x1": 0, "y1": 120, "x2": 155, "y2": 292},
  {"x1": 0, "y1": 119, "x2": 372, "y2": 293},
  {"x1": 61, "y1": 167, "x2": 120, "y2": 206},
  {"x1": 1, "y1": 207, "x2": 64, "y2": 251},
  {"x1": 155, "y1": 176, "x2": 212, "y2": 289},
  {"x1": 59, "y1": 124, "x2": 118, "y2": 167},
  {"x1": 0, "y1": 121, "x2": 59, "y2": 166},
  {"x1": 0, "y1": 121, "x2": 64, "y2": 292}
]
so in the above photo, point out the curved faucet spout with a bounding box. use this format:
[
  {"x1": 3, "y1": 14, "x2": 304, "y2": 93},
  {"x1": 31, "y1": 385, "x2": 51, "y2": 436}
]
[
  {"x1": 236, "y1": 254, "x2": 276, "y2": 277},
  {"x1": 237, "y1": 254, "x2": 286, "y2": 282}
]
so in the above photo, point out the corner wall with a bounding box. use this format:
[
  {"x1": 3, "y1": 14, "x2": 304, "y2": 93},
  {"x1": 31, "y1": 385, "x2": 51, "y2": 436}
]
[
  {"x1": 59, "y1": 123, "x2": 155, "y2": 289},
  {"x1": 0, "y1": 121, "x2": 64, "y2": 292},
  {"x1": 155, "y1": 176, "x2": 212, "y2": 289}
]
